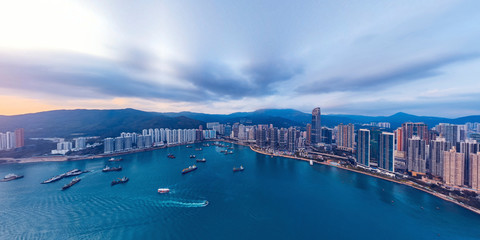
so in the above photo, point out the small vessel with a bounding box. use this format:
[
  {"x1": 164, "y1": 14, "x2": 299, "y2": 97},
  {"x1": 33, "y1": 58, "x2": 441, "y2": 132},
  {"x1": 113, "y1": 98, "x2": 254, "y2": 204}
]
[
  {"x1": 228, "y1": 147, "x2": 234, "y2": 149},
  {"x1": 233, "y1": 165, "x2": 244, "y2": 172},
  {"x1": 196, "y1": 158, "x2": 206, "y2": 162},
  {"x1": 108, "y1": 157, "x2": 123, "y2": 162},
  {"x1": 228, "y1": 151, "x2": 233, "y2": 154},
  {"x1": 190, "y1": 155, "x2": 196, "y2": 158},
  {"x1": 64, "y1": 169, "x2": 83, "y2": 177},
  {"x1": 158, "y1": 188, "x2": 170, "y2": 193},
  {"x1": 204, "y1": 200, "x2": 209, "y2": 206},
  {"x1": 102, "y1": 166, "x2": 122, "y2": 172},
  {"x1": 42, "y1": 174, "x2": 66, "y2": 184},
  {"x1": 195, "y1": 148, "x2": 203, "y2": 151},
  {"x1": 203, "y1": 143, "x2": 210, "y2": 147},
  {"x1": 220, "y1": 150, "x2": 227, "y2": 153},
  {"x1": 1, "y1": 173, "x2": 24, "y2": 182},
  {"x1": 167, "y1": 154, "x2": 176, "y2": 159},
  {"x1": 62, "y1": 177, "x2": 81, "y2": 190},
  {"x1": 309, "y1": 160, "x2": 313, "y2": 166},
  {"x1": 182, "y1": 165, "x2": 198, "y2": 174},
  {"x1": 111, "y1": 177, "x2": 129, "y2": 186},
  {"x1": 186, "y1": 145, "x2": 192, "y2": 148}
]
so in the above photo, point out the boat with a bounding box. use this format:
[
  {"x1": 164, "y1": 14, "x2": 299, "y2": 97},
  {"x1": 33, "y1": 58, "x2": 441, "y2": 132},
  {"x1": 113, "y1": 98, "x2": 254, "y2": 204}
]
[
  {"x1": 310, "y1": 160, "x2": 313, "y2": 166},
  {"x1": 186, "y1": 145, "x2": 192, "y2": 148},
  {"x1": 102, "y1": 166, "x2": 122, "y2": 172},
  {"x1": 42, "y1": 174, "x2": 65, "y2": 184},
  {"x1": 1, "y1": 173, "x2": 24, "y2": 182},
  {"x1": 62, "y1": 177, "x2": 81, "y2": 190},
  {"x1": 220, "y1": 150, "x2": 227, "y2": 153},
  {"x1": 228, "y1": 147, "x2": 234, "y2": 149},
  {"x1": 64, "y1": 169, "x2": 83, "y2": 177},
  {"x1": 190, "y1": 155, "x2": 196, "y2": 158},
  {"x1": 228, "y1": 151, "x2": 233, "y2": 154},
  {"x1": 233, "y1": 165, "x2": 244, "y2": 172},
  {"x1": 108, "y1": 157, "x2": 123, "y2": 162},
  {"x1": 111, "y1": 177, "x2": 129, "y2": 186},
  {"x1": 195, "y1": 148, "x2": 203, "y2": 151},
  {"x1": 196, "y1": 158, "x2": 206, "y2": 162},
  {"x1": 167, "y1": 154, "x2": 176, "y2": 159},
  {"x1": 182, "y1": 165, "x2": 198, "y2": 174},
  {"x1": 203, "y1": 143, "x2": 210, "y2": 147},
  {"x1": 158, "y1": 188, "x2": 170, "y2": 193}
]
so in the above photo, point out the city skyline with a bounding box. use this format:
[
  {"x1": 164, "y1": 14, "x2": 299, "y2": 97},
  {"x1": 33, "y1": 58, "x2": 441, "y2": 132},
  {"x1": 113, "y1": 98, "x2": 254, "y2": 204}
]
[{"x1": 1, "y1": 1, "x2": 480, "y2": 117}]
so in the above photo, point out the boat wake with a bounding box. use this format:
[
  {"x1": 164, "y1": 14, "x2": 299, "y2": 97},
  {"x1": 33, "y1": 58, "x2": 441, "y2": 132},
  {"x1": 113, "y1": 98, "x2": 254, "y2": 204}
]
[{"x1": 158, "y1": 200, "x2": 208, "y2": 208}]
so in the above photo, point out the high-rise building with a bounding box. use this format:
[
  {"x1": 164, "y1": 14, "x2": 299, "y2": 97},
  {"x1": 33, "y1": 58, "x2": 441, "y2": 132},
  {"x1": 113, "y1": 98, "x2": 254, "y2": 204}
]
[
  {"x1": 311, "y1": 107, "x2": 321, "y2": 145},
  {"x1": 395, "y1": 127, "x2": 403, "y2": 151},
  {"x1": 459, "y1": 140, "x2": 479, "y2": 185},
  {"x1": 402, "y1": 122, "x2": 429, "y2": 153},
  {"x1": 115, "y1": 137, "x2": 124, "y2": 152},
  {"x1": 357, "y1": 129, "x2": 370, "y2": 166},
  {"x1": 6, "y1": 131, "x2": 15, "y2": 149},
  {"x1": 14, "y1": 128, "x2": 24, "y2": 148},
  {"x1": 321, "y1": 127, "x2": 333, "y2": 145},
  {"x1": 369, "y1": 128, "x2": 381, "y2": 165},
  {"x1": 269, "y1": 127, "x2": 278, "y2": 149},
  {"x1": 407, "y1": 136, "x2": 427, "y2": 173},
  {"x1": 429, "y1": 137, "x2": 452, "y2": 178},
  {"x1": 104, "y1": 138, "x2": 114, "y2": 153},
  {"x1": 444, "y1": 147, "x2": 465, "y2": 186},
  {"x1": 256, "y1": 125, "x2": 267, "y2": 148},
  {"x1": 306, "y1": 123, "x2": 312, "y2": 145},
  {"x1": 278, "y1": 128, "x2": 288, "y2": 150},
  {"x1": 337, "y1": 123, "x2": 355, "y2": 151},
  {"x1": 287, "y1": 127, "x2": 298, "y2": 153},
  {"x1": 379, "y1": 132, "x2": 395, "y2": 172},
  {"x1": 470, "y1": 152, "x2": 480, "y2": 191},
  {"x1": 75, "y1": 137, "x2": 87, "y2": 150}
]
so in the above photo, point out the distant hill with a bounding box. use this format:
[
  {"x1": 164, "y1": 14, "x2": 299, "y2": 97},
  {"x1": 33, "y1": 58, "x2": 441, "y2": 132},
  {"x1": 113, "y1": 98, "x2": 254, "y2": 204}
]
[
  {"x1": 0, "y1": 108, "x2": 479, "y2": 139},
  {"x1": 0, "y1": 109, "x2": 204, "y2": 139}
]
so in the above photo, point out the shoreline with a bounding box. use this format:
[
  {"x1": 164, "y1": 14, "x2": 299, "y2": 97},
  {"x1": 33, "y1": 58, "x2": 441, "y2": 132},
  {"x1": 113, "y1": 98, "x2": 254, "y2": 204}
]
[{"x1": 248, "y1": 145, "x2": 480, "y2": 216}]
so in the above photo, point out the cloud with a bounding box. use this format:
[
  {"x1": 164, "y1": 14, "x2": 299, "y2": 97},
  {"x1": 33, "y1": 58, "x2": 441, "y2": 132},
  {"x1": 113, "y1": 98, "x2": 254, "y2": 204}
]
[{"x1": 296, "y1": 53, "x2": 480, "y2": 94}]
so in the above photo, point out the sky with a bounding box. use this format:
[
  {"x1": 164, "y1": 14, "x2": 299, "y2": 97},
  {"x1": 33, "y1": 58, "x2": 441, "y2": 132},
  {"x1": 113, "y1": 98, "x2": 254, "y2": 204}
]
[{"x1": 0, "y1": 0, "x2": 479, "y2": 117}]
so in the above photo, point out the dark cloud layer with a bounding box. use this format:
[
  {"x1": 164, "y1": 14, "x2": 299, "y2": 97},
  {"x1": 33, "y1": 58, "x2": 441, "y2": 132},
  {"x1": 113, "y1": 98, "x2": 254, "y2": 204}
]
[{"x1": 296, "y1": 53, "x2": 480, "y2": 94}]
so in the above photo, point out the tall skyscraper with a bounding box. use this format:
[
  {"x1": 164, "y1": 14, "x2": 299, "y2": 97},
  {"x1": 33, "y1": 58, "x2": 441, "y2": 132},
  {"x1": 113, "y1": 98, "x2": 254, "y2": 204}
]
[
  {"x1": 459, "y1": 140, "x2": 479, "y2": 185},
  {"x1": 429, "y1": 137, "x2": 452, "y2": 178},
  {"x1": 444, "y1": 147, "x2": 465, "y2": 187},
  {"x1": 287, "y1": 127, "x2": 298, "y2": 152},
  {"x1": 470, "y1": 152, "x2": 480, "y2": 191},
  {"x1": 311, "y1": 107, "x2": 321, "y2": 145},
  {"x1": 306, "y1": 123, "x2": 311, "y2": 145},
  {"x1": 14, "y1": 128, "x2": 24, "y2": 148},
  {"x1": 402, "y1": 122, "x2": 429, "y2": 153},
  {"x1": 75, "y1": 137, "x2": 87, "y2": 150},
  {"x1": 357, "y1": 129, "x2": 370, "y2": 166},
  {"x1": 407, "y1": 136, "x2": 426, "y2": 173},
  {"x1": 379, "y1": 132, "x2": 395, "y2": 172},
  {"x1": 337, "y1": 123, "x2": 355, "y2": 151},
  {"x1": 256, "y1": 125, "x2": 267, "y2": 148},
  {"x1": 104, "y1": 138, "x2": 114, "y2": 154},
  {"x1": 321, "y1": 127, "x2": 333, "y2": 145}
]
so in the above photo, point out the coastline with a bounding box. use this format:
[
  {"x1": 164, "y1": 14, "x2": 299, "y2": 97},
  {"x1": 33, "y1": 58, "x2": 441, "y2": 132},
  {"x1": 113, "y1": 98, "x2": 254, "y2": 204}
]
[{"x1": 248, "y1": 145, "x2": 480, "y2": 216}]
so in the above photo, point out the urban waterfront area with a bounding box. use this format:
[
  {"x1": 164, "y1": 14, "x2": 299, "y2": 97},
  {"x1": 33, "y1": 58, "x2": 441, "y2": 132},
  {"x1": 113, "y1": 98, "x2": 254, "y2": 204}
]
[{"x1": 1, "y1": 143, "x2": 480, "y2": 239}]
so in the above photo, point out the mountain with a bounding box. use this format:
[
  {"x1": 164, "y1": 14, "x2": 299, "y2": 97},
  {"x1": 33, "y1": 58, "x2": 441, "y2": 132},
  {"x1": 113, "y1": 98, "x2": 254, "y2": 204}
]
[
  {"x1": 0, "y1": 109, "x2": 204, "y2": 138},
  {"x1": 1, "y1": 108, "x2": 479, "y2": 139}
]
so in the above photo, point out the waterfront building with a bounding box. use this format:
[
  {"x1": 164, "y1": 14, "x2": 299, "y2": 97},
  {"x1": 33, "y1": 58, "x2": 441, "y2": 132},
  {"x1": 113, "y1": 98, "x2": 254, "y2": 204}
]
[
  {"x1": 444, "y1": 147, "x2": 465, "y2": 187},
  {"x1": 395, "y1": 127, "x2": 403, "y2": 151},
  {"x1": 278, "y1": 128, "x2": 288, "y2": 150},
  {"x1": 75, "y1": 137, "x2": 87, "y2": 150},
  {"x1": 269, "y1": 127, "x2": 278, "y2": 149},
  {"x1": 154, "y1": 128, "x2": 160, "y2": 143},
  {"x1": 357, "y1": 129, "x2": 370, "y2": 166},
  {"x1": 14, "y1": 128, "x2": 24, "y2": 148},
  {"x1": 144, "y1": 134, "x2": 152, "y2": 147},
  {"x1": 337, "y1": 123, "x2": 355, "y2": 151},
  {"x1": 379, "y1": 132, "x2": 395, "y2": 172},
  {"x1": 369, "y1": 127, "x2": 381, "y2": 166},
  {"x1": 224, "y1": 125, "x2": 232, "y2": 137},
  {"x1": 407, "y1": 136, "x2": 427, "y2": 174},
  {"x1": 6, "y1": 131, "x2": 15, "y2": 149},
  {"x1": 287, "y1": 127, "x2": 298, "y2": 153},
  {"x1": 238, "y1": 124, "x2": 247, "y2": 140},
  {"x1": 429, "y1": 137, "x2": 452, "y2": 178},
  {"x1": 142, "y1": 129, "x2": 148, "y2": 136},
  {"x1": 52, "y1": 141, "x2": 73, "y2": 155},
  {"x1": 470, "y1": 152, "x2": 480, "y2": 191},
  {"x1": 306, "y1": 123, "x2": 311, "y2": 145},
  {"x1": 0, "y1": 133, "x2": 6, "y2": 150},
  {"x1": 124, "y1": 136, "x2": 133, "y2": 150},
  {"x1": 137, "y1": 135, "x2": 145, "y2": 148},
  {"x1": 311, "y1": 107, "x2": 321, "y2": 145},
  {"x1": 256, "y1": 125, "x2": 267, "y2": 148},
  {"x1": 104, "y1": 138, "x2": 114, "y2": 153}
]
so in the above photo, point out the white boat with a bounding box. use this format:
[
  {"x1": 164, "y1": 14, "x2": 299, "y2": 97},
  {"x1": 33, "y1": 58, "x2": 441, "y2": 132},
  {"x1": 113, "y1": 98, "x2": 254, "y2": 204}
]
[
  {"x1": 158, "y1": 188, "x2": 170, "y2": 193},
  {"x1": 309, "y1": 160, "x2": 313, "y2": 166}
]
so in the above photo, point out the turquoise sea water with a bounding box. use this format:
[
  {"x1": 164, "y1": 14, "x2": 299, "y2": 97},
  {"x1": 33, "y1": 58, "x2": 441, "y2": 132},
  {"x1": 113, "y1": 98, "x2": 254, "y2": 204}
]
[{"x1": 1, "y1": 143, "x2": 480, "y2": 239}]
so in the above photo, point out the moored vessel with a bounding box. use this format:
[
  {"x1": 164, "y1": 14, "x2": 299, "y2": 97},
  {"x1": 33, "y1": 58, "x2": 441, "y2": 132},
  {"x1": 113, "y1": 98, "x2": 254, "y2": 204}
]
[
  {"x1": 167, "y1": 153, "x2": 176, "y2": 159},
  {"x1": 108, "y1": 157, "x2": 123, "y2": 162},
  {"x1": 62, "y1": 177, "x2": 81, "y2": 190},
  {"x1": 182, "y1": 165, "x2": 197, "y2": 174},
  {"x1": 190, "y1": 155, "x2": 196, "y2": 158},
  {"x1": 111, "y1": 177, "x2": 129, "y2": 186},
  {"x1": 1, "y1": 174, "x2": 24, "y2": 182},
  {"x1": 196, "y1": 158, "x2": 206, "y2": 162},
  {"x1": 102, "y1": 166, "x2": 122, "y2": 172}
]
